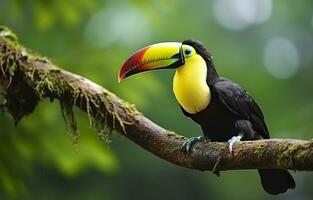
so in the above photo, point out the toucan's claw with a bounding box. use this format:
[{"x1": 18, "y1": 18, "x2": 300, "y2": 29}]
[
  {"x1": 180, "y1": 136, "x2": 210, "y2": 153},
  {"x1": 227, "y1": 135, "x2": 243, "y2": 153}
]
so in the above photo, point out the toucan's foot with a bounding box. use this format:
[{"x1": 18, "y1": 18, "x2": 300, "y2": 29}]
[
  {"x1": 227, "y1": 135, "x2": 243, "y2": 153},
  {"x1": 180, "y1": 136, "x2": 210, "y2": 153}
]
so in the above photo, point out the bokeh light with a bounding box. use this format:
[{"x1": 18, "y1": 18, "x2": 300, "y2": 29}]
[
  {"x1": 85, "y1": 4, "x2": 152, "y2": 48},
  {"x1": 213, "y1": 0, "x2": 272, "y2": 30},
  {"x1": 264, "y1": 37, "x2": 299, "y2": 79},
  {"x1": 1, "y1": 0, "x2": 313, "y2": 199}
]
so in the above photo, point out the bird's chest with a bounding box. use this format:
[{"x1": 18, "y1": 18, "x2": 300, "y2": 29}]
[{"x1": 173, "y1": 57, "x2": 211, "y2": 114}]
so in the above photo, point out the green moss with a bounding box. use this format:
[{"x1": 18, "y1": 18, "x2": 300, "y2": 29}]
[
  {"x1": 60, "y1": 100, "x2": 79, "y2": 146},
  {"x1": 98, "y1": 91, "x2": 127, "y2": 134},
  {"x1": 276, "y1": 142, "x2": 306, "y2": 168},
  {"x1": 166, "y1": 131, "x2": 177, "y2": 137},
  {"x1": 0, "y1": 40, "x2": 17, "y2": 86},
  {"x1": 253, "y1": 143, "x2": 267, "y2": 159},
  {"x1": 0, "y1": 26, "x2": 18, "y2": 43},
  {"x1": 30, "y1": 69, "x2": 121, "y2": 144},
  {"x1": 0, "y1": 33, "x2": 41, "y2": 123},
  {"x1": 122, "y1": 101, "x2": 140, "y2": 116},
  {"x1": 277, "y1": 143, "x2": 292, "y2": 167},
  {"x1": 166, "y1": 130, "x2": 186, "y2": 140},
  {"x1": 0, "y1": 27, "x2": 135, "y2": 146}
]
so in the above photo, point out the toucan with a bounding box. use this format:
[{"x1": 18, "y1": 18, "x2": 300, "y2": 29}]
[{"x1": 118, "y1": 40, "x2": 295, "y2": 195}]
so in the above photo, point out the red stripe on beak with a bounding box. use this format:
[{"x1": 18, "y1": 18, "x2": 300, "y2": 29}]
[{"x1": 118, "y1": 46, "x2": 148, "y2": 82}]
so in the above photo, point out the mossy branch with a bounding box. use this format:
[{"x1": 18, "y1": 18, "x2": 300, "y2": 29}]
[{"x1": 1, "y1": 26, "x2": 313, "y2": 172}]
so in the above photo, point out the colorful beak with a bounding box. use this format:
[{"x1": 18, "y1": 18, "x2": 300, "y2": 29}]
[{"x1": 118, "y1": 42, "x2": 184, "y2": 82}]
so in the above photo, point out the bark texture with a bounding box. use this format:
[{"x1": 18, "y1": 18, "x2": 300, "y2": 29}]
[{"x1": 1, "y1": 27, "x2": 313, "y2": 172}]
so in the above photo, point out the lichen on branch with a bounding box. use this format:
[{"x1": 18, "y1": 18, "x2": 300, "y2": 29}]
[{"x1": 1, "y1": 26, "x2": 313, "y2": 172}]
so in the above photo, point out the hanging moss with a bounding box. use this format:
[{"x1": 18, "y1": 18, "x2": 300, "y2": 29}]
[
  {"x1": 0, "y1": 26, "x2": 129, "y2": 145},
  {"x1": 0, "y1": 29, "x2": 40, "y2": 124},
  {"x1": 60, "y1": 100, "x2": 79, "y2": 146}
]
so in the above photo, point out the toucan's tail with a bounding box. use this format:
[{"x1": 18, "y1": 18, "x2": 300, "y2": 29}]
[{"x1": 258, "y1": 169, "x2": 295, "y2": 195}]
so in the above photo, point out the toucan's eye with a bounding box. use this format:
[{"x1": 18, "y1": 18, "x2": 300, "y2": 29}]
[{"x1": 184, "y1": 49, "x2": 192, "y2": 56}]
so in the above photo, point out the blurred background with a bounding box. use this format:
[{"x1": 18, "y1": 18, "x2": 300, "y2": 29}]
[{"x1": 1, "y1": 0, "x2": 313, "y2": 199}]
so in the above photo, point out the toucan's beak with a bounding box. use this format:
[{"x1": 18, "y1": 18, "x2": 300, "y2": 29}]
[{"x1": 118, "y1": 42, "x2": 184, "y2": 82}]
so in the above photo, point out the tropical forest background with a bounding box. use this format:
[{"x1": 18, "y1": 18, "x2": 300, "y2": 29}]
[{"x1": 1, "y1": 0, "x2": 313, "y2": 199}]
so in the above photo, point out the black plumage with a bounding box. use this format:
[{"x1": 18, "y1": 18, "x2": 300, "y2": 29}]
[{"x1": 181, "y1": 40, "x2": 295, "y2": 195}]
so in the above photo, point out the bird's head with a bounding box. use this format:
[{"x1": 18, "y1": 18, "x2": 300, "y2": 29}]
[{"x1": 118, "y1": 40, "x2": 214, "y2": 82}]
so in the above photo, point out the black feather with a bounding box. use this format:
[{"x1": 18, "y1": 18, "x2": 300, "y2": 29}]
[{"x1": 179, "y1": 39, "x2": 295, "y2": 194}]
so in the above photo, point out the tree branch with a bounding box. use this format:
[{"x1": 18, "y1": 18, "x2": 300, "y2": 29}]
[{"x1": 0, "y1": 27, "x2": 313, "y2": 172}]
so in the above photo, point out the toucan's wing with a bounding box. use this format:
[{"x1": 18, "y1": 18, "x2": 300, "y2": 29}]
[{"x1": 212, "y1": 78, "x2": 269, "y2": 139}]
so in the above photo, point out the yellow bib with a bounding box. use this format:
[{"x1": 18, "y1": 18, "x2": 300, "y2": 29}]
[{"x1": 173, "y1": 55, "x2": 211, "y2": 114}]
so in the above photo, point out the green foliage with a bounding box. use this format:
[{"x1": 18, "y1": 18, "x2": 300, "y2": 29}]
[
  {"x1": 1, "y1": 0, "x2": 313, "y2": 199},
  {"x1": 1, "y1": 0, "x2": 98, "y2": 30},
  {"x1": 0, "y1": 101, "x2": 118, "y2": 196}
]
